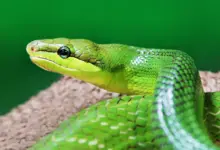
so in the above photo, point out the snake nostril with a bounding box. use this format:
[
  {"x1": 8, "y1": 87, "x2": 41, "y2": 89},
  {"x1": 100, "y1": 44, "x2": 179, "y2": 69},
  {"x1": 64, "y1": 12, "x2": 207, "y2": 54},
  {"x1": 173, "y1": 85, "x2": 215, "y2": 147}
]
[{"x1": 31, "y1": 46, "x2": 35, "y2": 52}]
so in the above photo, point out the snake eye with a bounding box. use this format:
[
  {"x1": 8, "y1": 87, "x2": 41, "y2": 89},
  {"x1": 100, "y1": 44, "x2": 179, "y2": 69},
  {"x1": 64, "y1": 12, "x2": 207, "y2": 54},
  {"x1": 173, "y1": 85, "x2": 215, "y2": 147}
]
[{"x1": 57, "y1": 46, "x2": 71, "y2": 59}]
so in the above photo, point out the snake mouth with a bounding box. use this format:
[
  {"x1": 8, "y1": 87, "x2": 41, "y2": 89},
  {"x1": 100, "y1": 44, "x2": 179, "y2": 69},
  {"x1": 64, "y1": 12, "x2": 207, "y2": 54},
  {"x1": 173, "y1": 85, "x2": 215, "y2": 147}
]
[{"x1": 30, "y1": 56, "x2": 78, "y2": 72}]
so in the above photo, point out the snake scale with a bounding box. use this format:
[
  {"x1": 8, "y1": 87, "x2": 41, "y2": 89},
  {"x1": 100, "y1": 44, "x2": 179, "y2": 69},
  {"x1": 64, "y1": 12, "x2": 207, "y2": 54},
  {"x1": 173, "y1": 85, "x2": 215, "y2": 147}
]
[{"x1": 26, "y1": 38, "x2": 220, "y2": 150}]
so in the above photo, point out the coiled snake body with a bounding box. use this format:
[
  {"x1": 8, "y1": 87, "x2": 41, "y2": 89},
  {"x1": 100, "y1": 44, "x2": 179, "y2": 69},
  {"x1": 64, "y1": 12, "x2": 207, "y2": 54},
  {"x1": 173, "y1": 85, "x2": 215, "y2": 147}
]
[{"x1": 26, "y1": 38, "x2": 220, "y2": 150}]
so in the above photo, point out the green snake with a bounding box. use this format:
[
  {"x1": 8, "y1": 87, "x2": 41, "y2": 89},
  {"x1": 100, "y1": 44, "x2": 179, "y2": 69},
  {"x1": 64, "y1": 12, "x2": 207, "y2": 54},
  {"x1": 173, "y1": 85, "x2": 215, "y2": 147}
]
[{"x1": 26, "y1": 38, "x2": 220, "y2": 150}]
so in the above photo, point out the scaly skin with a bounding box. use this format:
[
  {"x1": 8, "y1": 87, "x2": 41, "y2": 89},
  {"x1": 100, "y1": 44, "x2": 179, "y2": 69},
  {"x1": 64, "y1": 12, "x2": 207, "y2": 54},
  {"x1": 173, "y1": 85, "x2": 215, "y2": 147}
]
[{"x1": 26, "y1": 38, "x2": 220, "y2": 150}]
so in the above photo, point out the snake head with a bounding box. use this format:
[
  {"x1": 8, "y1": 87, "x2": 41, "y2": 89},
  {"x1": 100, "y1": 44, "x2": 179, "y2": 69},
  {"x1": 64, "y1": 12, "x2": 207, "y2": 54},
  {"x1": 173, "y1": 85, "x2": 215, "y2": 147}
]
[
  {"x1": 26, "y1": 38, "x2": 132, "y2": 93},
  {"x1": 26, "y1": 38, "x2": 102, "y2": 72}
]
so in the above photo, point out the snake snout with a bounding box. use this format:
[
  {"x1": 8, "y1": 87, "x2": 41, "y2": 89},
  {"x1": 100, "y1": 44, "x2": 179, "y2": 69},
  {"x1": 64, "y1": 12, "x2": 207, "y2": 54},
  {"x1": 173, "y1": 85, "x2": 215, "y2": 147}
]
[{"x1": 26, "y1": 40, "x2": 40, "y2": 54}]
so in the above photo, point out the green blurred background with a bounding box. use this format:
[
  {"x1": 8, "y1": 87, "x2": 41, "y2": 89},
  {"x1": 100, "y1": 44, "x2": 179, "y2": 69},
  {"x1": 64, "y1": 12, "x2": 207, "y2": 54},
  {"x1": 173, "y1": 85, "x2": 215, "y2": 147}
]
[{"x1": 0, "y1": 0, "x2": 219, "y2": 115}]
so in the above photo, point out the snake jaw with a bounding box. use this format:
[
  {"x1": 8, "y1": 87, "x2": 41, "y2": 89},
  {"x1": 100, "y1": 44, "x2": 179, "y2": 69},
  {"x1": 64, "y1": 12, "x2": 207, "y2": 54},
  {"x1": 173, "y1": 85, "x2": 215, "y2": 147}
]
[{"x1": 30, "y1": 56, "x2": 78, "y2": 72}]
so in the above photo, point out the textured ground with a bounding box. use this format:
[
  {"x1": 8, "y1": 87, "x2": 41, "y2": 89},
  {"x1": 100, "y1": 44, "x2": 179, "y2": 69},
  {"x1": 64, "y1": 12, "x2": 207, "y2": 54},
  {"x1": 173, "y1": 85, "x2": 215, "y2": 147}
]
[{"x1": 0, "y1": 71, "x2": 219, "y2": 150}]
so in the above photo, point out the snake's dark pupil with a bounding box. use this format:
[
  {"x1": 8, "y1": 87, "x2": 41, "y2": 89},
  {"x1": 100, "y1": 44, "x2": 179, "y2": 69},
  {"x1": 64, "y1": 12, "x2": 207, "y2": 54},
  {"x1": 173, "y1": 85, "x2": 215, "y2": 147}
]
[{"x1": 57, "y1": 46, "x2": 71, "y2": 59}]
